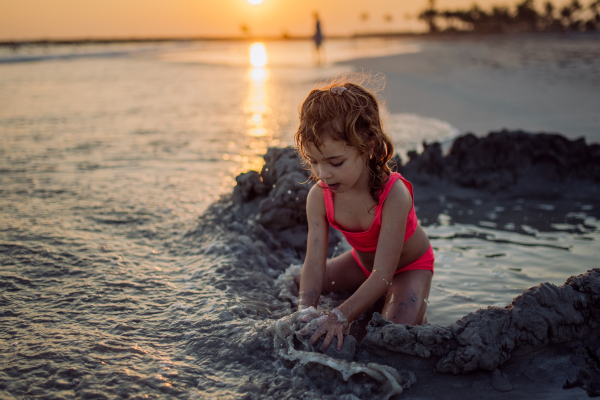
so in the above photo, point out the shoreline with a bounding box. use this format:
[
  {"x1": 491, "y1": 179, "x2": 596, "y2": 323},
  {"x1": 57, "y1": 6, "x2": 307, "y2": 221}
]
[{"x1": 2, "y1": 31, "x2": 598, "y2": 47}]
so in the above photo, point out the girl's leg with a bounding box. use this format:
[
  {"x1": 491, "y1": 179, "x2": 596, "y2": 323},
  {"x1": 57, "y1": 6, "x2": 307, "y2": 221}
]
[
  {"x1": 381, "y1": 269, "x2": 432, "y2": 325},
  {"x1": 320, "y1": 251, "x2": 367, "y2": 293}
]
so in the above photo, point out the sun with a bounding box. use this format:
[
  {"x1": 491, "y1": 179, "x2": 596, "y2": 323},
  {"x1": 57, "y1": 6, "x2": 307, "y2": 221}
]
[
  {"x1": 248, "y1": 0, "x2": 263, "y2": 4},
  {"x1": 249, "y1": 43, "x2": 267, "y2": 67}
]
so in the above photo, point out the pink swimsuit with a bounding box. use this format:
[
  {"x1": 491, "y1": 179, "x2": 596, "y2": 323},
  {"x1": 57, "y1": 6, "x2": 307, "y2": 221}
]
[{"x1": 322, "y1": 172, "x2": 434, "y2": 277}]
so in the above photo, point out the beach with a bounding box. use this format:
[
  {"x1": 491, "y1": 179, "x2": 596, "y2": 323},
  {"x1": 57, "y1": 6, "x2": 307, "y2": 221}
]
[
  {"x1": 1, "y1": 35, "x2": 599, "y2": 399},
  {"x1": 349, "y1": 34, "x2": 600, "y2": 143}
]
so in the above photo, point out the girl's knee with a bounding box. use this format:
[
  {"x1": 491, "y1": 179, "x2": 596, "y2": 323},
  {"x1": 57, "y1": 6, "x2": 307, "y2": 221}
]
[{"x1": 382, "y1": 289, "x2": 428, "y2": 325}]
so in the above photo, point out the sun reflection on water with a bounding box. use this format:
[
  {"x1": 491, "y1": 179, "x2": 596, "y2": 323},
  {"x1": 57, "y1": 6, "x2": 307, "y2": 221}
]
[
  {"x1": 249, "y1": 43, "x2": 267, "y2": 68},
  {"x1": 232, "y1": 42, "x2": 280, "y2": 174}
]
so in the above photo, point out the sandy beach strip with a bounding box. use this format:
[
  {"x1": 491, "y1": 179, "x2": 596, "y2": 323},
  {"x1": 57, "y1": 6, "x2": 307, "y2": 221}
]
[{"x1": 342, "y1": 34, "x2": 600, "y2": 144}]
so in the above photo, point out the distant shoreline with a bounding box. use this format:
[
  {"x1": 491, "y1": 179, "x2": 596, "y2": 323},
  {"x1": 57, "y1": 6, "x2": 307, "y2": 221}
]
[{"x1": 2, "y1": 31, "x2": 599, "y2": 47}]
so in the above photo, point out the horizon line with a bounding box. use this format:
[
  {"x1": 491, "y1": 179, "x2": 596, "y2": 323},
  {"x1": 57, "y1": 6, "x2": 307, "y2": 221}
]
[{"x1": 2, "y1": 30, "x2": 594, "y2": 46}]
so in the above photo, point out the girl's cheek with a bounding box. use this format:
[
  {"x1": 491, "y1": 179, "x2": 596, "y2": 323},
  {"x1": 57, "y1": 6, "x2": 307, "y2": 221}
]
[{"x1": 311, "y1": 165, "x2": 321, "y2": 178}]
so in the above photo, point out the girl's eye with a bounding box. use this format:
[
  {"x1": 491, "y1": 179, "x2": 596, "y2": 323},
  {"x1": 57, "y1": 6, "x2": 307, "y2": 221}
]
[{"x1": 331, "y1": 161, "x2": 343, "y2": 167}]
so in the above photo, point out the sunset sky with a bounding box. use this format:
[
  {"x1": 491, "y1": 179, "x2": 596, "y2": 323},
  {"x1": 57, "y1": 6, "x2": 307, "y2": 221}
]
[{"x1": 1, "y1": 0, "x2": 574, "y2": 40}]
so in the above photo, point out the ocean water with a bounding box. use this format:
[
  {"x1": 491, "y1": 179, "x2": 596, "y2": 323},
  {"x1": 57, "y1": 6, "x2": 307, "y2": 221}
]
[{"x1": 1, "y1": 38, "x2": 599, "y2": 399}]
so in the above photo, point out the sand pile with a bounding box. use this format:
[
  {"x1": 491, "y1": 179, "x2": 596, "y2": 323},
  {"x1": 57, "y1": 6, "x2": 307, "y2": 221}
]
[
  {"x1": 209, "y1": 130, "x2": 599, "y2": 398},
  {"x1": 358, "y1": 268, "x2": 600, "y2": 397},
  {"x1": 399, "y1": 129, "x2": 600, "y2": 198}
]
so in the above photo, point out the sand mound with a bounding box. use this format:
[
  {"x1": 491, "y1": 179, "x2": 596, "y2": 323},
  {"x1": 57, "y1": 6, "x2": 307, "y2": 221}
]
[
  {"x1": 400, "y1": 129, "x2": 600, "y2": 198},
  {"x1": 358, "y1": 269, "x2": 600, "y2": 396},
  {"x1": 217, "y1": 130, "x2": 599, "y2": 398}
]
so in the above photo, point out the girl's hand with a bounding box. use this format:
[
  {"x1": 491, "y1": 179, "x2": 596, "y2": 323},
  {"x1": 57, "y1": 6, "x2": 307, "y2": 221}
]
[
  {"x1": 296, "y1": 306, "x2": 321, "y2": 323},
  {"x1": 299, "y1": 309, "x2": 349, "y2": 352}
]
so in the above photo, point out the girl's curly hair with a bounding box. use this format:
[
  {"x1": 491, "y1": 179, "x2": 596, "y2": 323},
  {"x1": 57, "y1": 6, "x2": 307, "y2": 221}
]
[{"x1": 294, "y1": 79, "x2": 394, "y2": 204}]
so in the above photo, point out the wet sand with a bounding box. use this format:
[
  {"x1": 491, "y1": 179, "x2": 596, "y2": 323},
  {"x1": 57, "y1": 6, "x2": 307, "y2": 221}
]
[{"x1": 344, "y1": 34, "x2": 600, "y2": 144}]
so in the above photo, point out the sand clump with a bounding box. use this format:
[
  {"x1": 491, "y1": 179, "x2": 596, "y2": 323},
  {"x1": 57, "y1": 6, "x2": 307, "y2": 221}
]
[
  {"x1": 400, "y1": 129, "x2": 600, "y2": 198},
  {"x1": 354, "y1": 269, "x2": 600, "y2": 398},
  {"x1": 359, "y1": 268, "x2": 600, "y2": 369},
  {"x1": 269, "y1": 308, "x2": 416, "y2": 400}
]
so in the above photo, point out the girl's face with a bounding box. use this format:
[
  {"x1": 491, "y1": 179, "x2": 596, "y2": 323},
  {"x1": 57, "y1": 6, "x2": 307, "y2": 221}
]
[{"x1": 305, "y1": 134, "x2": 369, "y2": 193}]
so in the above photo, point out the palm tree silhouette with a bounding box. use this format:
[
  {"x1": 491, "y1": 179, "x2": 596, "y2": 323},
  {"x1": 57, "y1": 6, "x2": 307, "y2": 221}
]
[
  {"x1": 591, "y1": 0, "x2": 600, "y2": 30},
  {"x1": 570, "y1": 0, "x2": 583, "y2": 30},
  {"x1": 360, "y1": 12, "x2": 370, "y2": 35},
  {"x1": 383, "y1": 13, "x2": 394, "y2": 34},
  {"x1": 515, "y1": 0, "x2": 539, "y2": 31},
  {"x1": 418, "y1": 0, "x2": 439, "y2": 33},
  {"x1": 418, "y1": 0, "x2": 599, "y2": 34},
  {"x1": 240, "y1": 24, "x2": 250, "y2": 38}
]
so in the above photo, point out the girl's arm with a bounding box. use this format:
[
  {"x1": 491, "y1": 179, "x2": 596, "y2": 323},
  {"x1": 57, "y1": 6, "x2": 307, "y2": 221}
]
[
  {"x1": 306, "y1": 181, "x2": 412, "y2": 350},
  {"x1": 298, "y1": 185, "x2": 329, "y2": 309}
]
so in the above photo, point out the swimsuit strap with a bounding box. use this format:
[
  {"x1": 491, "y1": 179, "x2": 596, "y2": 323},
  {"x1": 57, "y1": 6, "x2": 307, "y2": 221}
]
[
  {"x1": 321, "y1": 184, "x2": 335, "y2": 226},
  {"x1": 322, "y1": 173, "x2": 403, "y2": 230},
  {"x1": 322, "y1": 172, "x2": 418, "y2": 250}
]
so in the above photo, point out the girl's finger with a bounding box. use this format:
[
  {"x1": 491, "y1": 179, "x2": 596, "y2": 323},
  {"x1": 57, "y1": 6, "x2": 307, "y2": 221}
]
[
  {"x1": 300, "y1": 323, "x2": 316, "y2": 336},
  {"x1": 299, "y1": 321, "x2": 314, "y2": 335},
  {"x1": 321, "y1": 329, "x2": 334, "y2": 352},
  {"x1": 310, "y1": 326, "x2": 326, "y2": 345},
  {"x1": 304, "y1": 314, "x2": 320, "y2": 323},
  {"x1": 336, "y1": 329, "x2": 344, "y2": 351}
]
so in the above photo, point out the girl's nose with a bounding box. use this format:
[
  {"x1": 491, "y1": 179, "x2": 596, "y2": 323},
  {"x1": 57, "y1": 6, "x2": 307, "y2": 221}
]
[{"x1": 317, "y1": 166, "x2": 332, "y2": 180}]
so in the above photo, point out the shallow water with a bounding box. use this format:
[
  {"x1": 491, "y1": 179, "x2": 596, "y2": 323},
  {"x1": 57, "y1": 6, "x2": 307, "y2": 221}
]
[
  {"x1": 421, "y1": 199, "x2": 600, "y2": 323},
  {"x1": 1, "y1": 39, "x2": 599, "y2": 399}
]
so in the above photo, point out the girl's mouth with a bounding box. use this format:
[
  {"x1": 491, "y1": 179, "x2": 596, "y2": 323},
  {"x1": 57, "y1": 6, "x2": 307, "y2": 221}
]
[{"x1": 328, "y1": 183, "x2": 341, "y2": 190}]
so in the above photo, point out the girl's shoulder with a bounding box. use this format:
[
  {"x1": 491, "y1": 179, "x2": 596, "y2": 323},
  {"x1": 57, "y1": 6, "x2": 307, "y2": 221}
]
[
  {"x1": 306, "y1": 183, "x2": 327, "y2": 217},
  {"x1": 381, "y1": 175, "x2": 412, "y2": 212},
  {"x1": 308, "y1": 182, "x2": 325, "y2": 196}
]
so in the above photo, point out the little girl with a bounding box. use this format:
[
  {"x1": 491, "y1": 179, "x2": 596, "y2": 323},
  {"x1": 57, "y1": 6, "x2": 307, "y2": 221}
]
[{"x1": 294, "y1": 81, "x2": 434, "y2": 353}]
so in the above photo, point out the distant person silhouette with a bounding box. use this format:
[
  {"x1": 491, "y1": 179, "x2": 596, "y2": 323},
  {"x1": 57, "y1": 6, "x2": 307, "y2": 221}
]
[{"x1": 313, "y1": 13, "x2": 325, "y2": 64}]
